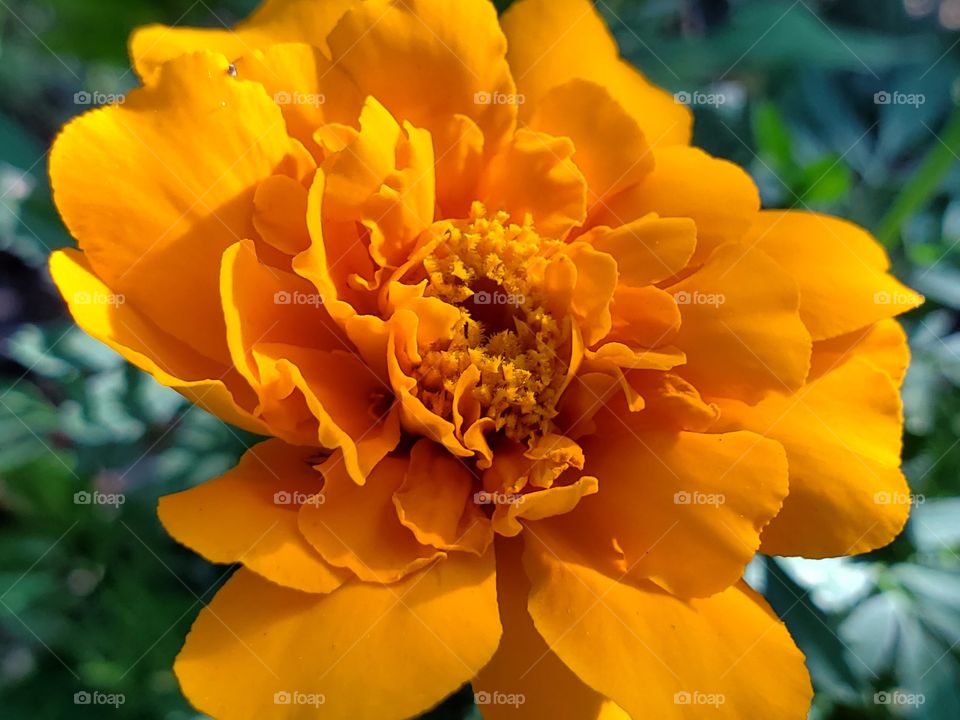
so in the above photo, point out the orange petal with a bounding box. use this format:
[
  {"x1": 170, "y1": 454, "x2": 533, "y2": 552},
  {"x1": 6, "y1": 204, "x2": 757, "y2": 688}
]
[
  {"x1": 564, "y1": 242, "x2": 618, "y2": 346},
  {"x1": 158, "y1": 439, "x2": 347, "y2": 593},
  {"x1": 502, "y1": 0, "x2": 691, "y2": 147},
  {"x1": 234, "y1": 43, "x2": 365, "y2": 159},
  {"x1": 478, "y1": 129, "x2": 587, "y2": 240},
  {"x1": 608, "y1": 285, "x2": 682, "y2": 348},
  {"x1": 327, "y1": 0, "x2": 517, "y2": 161},
  {"x1": 474, "y1": 537, "x2": 629, "y2": 720},
  {"x1": 175, "y1": 552, "x2": 500, "y2": 720},
  {"x1": 252, "y1": 174, "x2": 312, "y2": 258},
  {"x1": 50, "y1": 51, "x2": 313, "y2": 365},
  {"x1": 49, "y1": 248, "x2": 265, "y2": 435},
  {"x1": 130, "y1": 0, "x2": 354, "y2": 82},
  {"x1": 491, "y1": 476, "x2": 598, "y2": 537},
  {"x1": 394, "y1": 440, "x2": 493, "y2": 555},
  {"x1": 295, "y1": 169, "x2": 380, "y2": 322},
  {"x1": 253, "y1": 343, "x2": 401, "y2": 482},
  {"x1": 221, "y1": 239, "x2": 346, "y2": 385},
  {"x1": 528, "y1": 79, "x2": 654, "y2": 206},
  {"x1": 811, "y1": 318, "x2": 909, "y2": 387},
  {"x1": 580, "y1": 214, "x2": 697, "y2": 287},
  {"x1": 713, "y1": 357, "x2": 911, "y2": 558},
  {"x1": 668, "y1": 242, "x2": 811, "y2": 400},
  {"x1": 523, "y1": 528, "x2": 813, "y2": 719},
  {"x1": 744, "y1": 211, "x2": 923, "y2": 340},
  {"x1": 593, "y1": 147, "x2": 759, "y2": 265},
  {"x1": 574, "y1": 428, "x2": 788, "y2": 597},
  {"x1": 298, "y1": 454, "x2": 442, "y2": 582}
]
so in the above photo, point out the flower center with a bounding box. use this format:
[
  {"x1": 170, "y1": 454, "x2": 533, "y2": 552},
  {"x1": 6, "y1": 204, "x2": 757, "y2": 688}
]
[{"x1": 413, "y1": 203, "x2": 571, "y2": 444}]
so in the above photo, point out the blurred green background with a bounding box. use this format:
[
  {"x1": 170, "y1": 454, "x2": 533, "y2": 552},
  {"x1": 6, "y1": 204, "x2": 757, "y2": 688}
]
[{"x1": 1, "y1": 0, "x2": 959, "y2": 717}]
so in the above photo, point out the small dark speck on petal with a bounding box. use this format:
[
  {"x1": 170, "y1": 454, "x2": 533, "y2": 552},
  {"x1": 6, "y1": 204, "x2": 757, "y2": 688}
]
[{"x1": 227, "y1": 64, "x2": 238, "y2": 77}]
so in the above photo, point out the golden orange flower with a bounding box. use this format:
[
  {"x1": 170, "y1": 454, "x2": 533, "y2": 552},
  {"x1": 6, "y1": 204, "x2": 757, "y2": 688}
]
[{"x1": 49, "y1": 0, "x2": 923, "y2": 717}]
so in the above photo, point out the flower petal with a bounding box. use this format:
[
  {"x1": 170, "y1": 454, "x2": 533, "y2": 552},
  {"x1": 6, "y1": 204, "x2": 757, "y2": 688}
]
[
  {"x1": 593, "y1": 147, "x2": 759, "y2": 265},
  {"x1": 233, "y1": 43, "x2": 365, "y2": 159},
  {"x1": 608, "y1": 286, "x2": 682, "y2": 348},
  {"x1": 175, "y1": 552, "x2": 500, "y2": 720},
  {"x1": 502, "y1": 0, "x2": 691, "y2": 147},
  {"x1": 130, "y1": 0, "x2": 354, "y2": 82},
  {"x1": 574, "y1": 427, "x2": 788, "y2": 597},
  {"x1": 327, "y1": 0, "x2": 517, "y2": 170},
  {"x1": 474, "y1": 538, "x2": 628, "y2": 720},
  {"x1": 394, "y1": 440, "x2": 493, "y2": 555},
  {"x1": 522, "y1": 528, "x2": 813, "y2": 719},
  {"x1": 50, "y1": 51, "x2": 313, "y2": 364},
  {"x1": 49, "y1": 248, "x2": 266, "y2": 435},
  {"x1": 580, "y1": 214, "x2": 697, "y2": 288},
  {"x1": 254, "y1": 344, "x2": 401, "y2": 482},
  {"x1": 713, "y1": 357, "x2": 910, "y2": 558},
  {"x1": 528, "y1": 79, "x2": 654, "y2": 206},
  {"x1": 478, "y1": 128, "x2": 587, "y2": 240},
  {"x1": 158, "y1": 439, "x2": 347, "y2": 593},
  {"x1": 491, "y1": 476, "x2": 599, "y2": 537},
  {"x1": 668, "y1": 242, "x2": 811, "y2": 400},
  {"x1": 744, "y1": 211, "x2": 923, "y2": 340},
  {"x1": 298, "y1": 454, "x2": 442, "y2": 582},
  {"x1": 811, "y1": 318, "x2": 909, "y2": 387}
]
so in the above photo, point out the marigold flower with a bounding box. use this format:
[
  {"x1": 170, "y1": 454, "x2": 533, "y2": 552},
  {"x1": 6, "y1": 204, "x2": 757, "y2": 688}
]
[{"x1": 49, "y1": 0, "x2": 923, "y2": 717}]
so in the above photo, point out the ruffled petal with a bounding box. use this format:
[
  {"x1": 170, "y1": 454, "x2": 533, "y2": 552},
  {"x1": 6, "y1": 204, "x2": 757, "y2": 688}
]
[
  {"x1": 327, "y1": 0, "x2": 517, "y2": 183},
  {"x1": 478, "y1": 129, "x2": 587, "y2": 240},
  {"x1": 474, "y1": 538, "x2": 628, "y2": 720},
  {"x1": 394, "y1": 440, "x2": 493, "y2": 555},
  {"x1": 49, "y1": 248, "x2": 265, "y2": 434},
  {"x1": 593, "y1": 148, "x2": 759, "y2": 265},
  {"x1": 811, "y1": 318, "x2": 909, "y2": 387},
  {"x1": 502, "y1": 0, "x2": 691, "y2": 147},
  {"x1": 579, "y1": 215, "x2": 697, "y2": 288},
  {"x1": 158, "y1": 439, "x2": 347, "y2": 593},
  {"x1": 744, "y1": 211, "x2": 923, "y2": 340},
  {"x1": 668, "y1": 242, "x2": 811, "y2": 400},
  {"x1": 528, "y1": 79, "x2": 654, "y2": 207},
  {"x1": 298, "y1": 454, "x2": 442, "y2": 582},
  {"x1": 175, "y1": 552, "x2": 500, "y2": 720},
  {"x1": 50, "y1": 51, "x2": 313, "y2": 364},
  {"x1": 522, "y1": 528, "x2": 813, "y2": 719},
  {"x1": 713, "y1": 357, "x2": 910, "y2": 558},
  {"x1": 572, "y1": 426, "x2": 788, "y2": 597},
  {"x1": 234, "y1": 43, "x2": 365, "y2": 159},
  {"x1": 130, "y1": 0, "x2": 354, "y2": 82}
]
